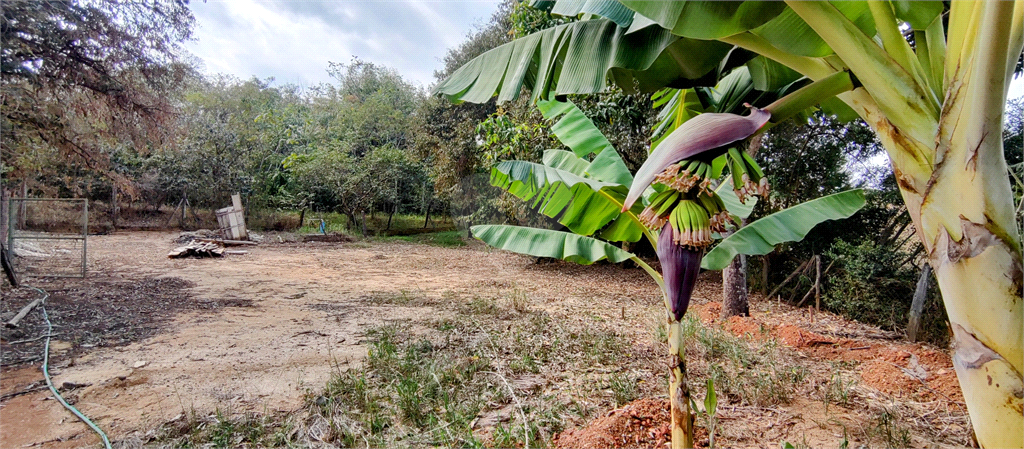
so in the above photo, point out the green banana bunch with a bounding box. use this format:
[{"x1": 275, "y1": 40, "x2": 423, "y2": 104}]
[
  {"x1": 642, "y1": 150, "x2": 759, "y2": 246},
  {"x1": 666, "y1": 199, "x2": 713, "y2": 248},
  {"x1": 640, "y1": 189, "x2": 720, "y2": 248},
  {"x1": 726, "y1": 147, "x2": 770, "y2": 203},
  {"x1": 639, "y1": 189, "x2": 680, "y2": 229},
  {"x1": 696, "y1": 190, "x2": 730, "y2": 232}
]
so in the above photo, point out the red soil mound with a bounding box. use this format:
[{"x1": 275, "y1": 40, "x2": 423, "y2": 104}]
[
  {"x1": 553, "y1": 398, "x2": 711, "y2": 449},
  {"x1": 694, "y1": 302, "x2": 721, "y2": 324},
  {"x1": 774, "y1": 324, "x2": 835, "y2": 347},
  {"x1": 690, "y1": 302, "x2": 963, "y2": 403},
  {"x1": 723, "y1": 316, "x2": 769, "y2": 340},
  {"x1": 860, "y1": 360, "x2": 921, "y2": 397}
]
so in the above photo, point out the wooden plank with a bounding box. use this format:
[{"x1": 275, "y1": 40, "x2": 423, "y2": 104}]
[
  {"x1": 6, "y1": 295, "x2": 43, "y2": 328},
  {"x1": 230, "y1": 194, "x2": 246, "y2": 239},
  {"x1": 194, "y1": 238, "x2": 257, "y2": 246}
]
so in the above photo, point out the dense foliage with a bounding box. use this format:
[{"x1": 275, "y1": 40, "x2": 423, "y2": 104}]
[{"x1": 1, "y1": 0, "x2": 195, "y2": 188}]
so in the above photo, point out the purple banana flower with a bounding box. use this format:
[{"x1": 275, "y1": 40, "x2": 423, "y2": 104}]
[
  {"x1": 658, "y1": 223, "x2": 704, "y2": 321},
  {"x1": 623, "y1": 107, "x2": 771, "y2": 211}
]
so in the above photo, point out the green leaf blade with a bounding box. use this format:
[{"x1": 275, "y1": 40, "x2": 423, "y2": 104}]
[
  {"x1": 471, "y1": 224, "x2": 635, "y2": 265},
  {"x1": 701, "y1": 189, "x2": 867, "y2": 270},
  {"x1": 491, "y1": 161, "x2": 643, "y2": 242},
  {"x1": 549, "y1": 0, "x2": 636, "y2": 28},
  {"x1": 618, "y1": 1, "x2": 786, "y2": 40},
  {"x1": 538, "y1": 99, "x2": 633, "y2": 185},
  {"x1": 434, "y1": 19, "x2": 728, "y2": 104},
  {"x1": 543, "y1": 149, "x2": 590, "y2": 175}
]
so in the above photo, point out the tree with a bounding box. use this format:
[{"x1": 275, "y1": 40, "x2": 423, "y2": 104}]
[
  {"x1": 435, "y1": 2, "x2": 1024, "y2": 446},
  {"x1": 362, "y1": 145, "x2": 429, "y2": 230},
  {"x1": 749, "y1": 114, "x2": 895, "y2": 304},
  {"x1": 414, "y1": 0, "x2": 524, "y2": 233},
  {"x1": 1, "y1": 0, "x2": 195, "y2": 185},
  {"x1": 1005, "y1": 98, "x2": 1023, "y2": 238},
  {"x1": 151, "y1": 76, "x2": 308, "y2": 211},
  {"x1": 327, "y1": 59, "x2": 422, "y2": 157}
]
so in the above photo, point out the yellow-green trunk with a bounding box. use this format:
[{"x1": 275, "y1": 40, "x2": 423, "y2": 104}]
[
  {"x1": 862, "y1": 101, "x2": 1023, "y2": 447},
  {"x1": 726, "y1": 2, "x2": 1022, "y2": 444}
]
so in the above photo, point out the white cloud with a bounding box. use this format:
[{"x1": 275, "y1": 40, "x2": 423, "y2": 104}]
[{"x1": 185, "y1": 0, "x2": 501, "y2": 89}]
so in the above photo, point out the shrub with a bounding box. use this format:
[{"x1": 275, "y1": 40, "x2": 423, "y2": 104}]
[{"x1": 823, "y1": 238, "x2": 947, "y2": 344}]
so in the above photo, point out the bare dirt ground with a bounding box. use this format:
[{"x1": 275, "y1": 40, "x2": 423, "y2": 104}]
[
  {"x1": 1, "y1": 231, "x2": 660, "y2": 447},
  {"x1": 1, "y1": 231, "x2": 970, "y2": 448}
]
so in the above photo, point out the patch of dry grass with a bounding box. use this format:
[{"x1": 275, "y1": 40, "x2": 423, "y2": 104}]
[
  {"x1": 152, "y1": 281, "x2": 967, "y2": 449},
  {"x1": 155, "y1": 286, "x2": 660, "y2": 448}
]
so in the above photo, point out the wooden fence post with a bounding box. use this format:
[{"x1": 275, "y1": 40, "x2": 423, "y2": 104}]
[
  {"x1": 907, "y1": 263, "x2": 932, "y2": 342},
  {"x1": 17, "y1": 182, "x2": 27, "y2": 230},
  {"x1": 111, "y1": 182, "x2": 118, "y2": 229},
  {"x1": 1, "y1": 187, "x2": 8, "y2": 245},
  {"x1": 814, "y1": 255, "x2": 822, "y2": 312}
]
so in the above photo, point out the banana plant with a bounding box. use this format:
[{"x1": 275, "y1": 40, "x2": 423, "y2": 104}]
[
  {"x1": 471, "y1": 96, "x2": 864, "y2": 447},
  {"x1": 436, "y1": 2, "x2": 1023, "y2": 445}
]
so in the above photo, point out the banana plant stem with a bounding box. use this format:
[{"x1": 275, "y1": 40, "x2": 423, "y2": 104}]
[
  {"x1": 763, "y1": 71, "x2": 855, "y2": 123},
  {"x1": 669, "y1": 321, "x2": 695, "y2": 449},
  {"x1": 633, "y1": 255, "x2": 692, "y2": 449}
]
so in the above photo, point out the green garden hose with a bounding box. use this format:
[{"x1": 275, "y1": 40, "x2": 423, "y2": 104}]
[{"x1": 27, "y1": 286, "x2": 112, "y2": 449}]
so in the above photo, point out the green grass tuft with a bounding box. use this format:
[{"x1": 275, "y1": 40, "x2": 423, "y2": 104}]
[{"x1": 383, "y1": 230, "x2": 466, "y2": 247}]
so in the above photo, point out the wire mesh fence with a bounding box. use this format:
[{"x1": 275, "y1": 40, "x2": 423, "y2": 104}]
[
  {"x1": 751, "y1": 252, "x2": 946, "y2": 346},
  {"x1": 6, "y1": 198, "x2": 87, "y2": 278}
]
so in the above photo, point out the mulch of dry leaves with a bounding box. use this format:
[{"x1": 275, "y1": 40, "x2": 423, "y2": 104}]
[{"x1": 0, "y1": 275, "x2": 234, "y2": 368}]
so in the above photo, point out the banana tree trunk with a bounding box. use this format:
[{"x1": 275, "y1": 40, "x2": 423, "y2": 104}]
[
  {"x1": 777, "y1": 2, "x2": 1023, "y2": 445},
  {"x1": 721, "y1": 253, "x2": 749, "y2": 319},
  {"x1": 915, "y1": 154, "x2": 1021, "y2": 448},
  {"x1": 721, "y1": 222, "x2": 750, "y2": 319},
  {"x1": 865, "y1": 108, "x2": 1023, "y2": 448}
]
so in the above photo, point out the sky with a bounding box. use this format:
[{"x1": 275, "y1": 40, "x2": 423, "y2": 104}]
[
  {"x1": 185, "y1": 0, "x2": 1024, "y2": 99},
  {"x1": 184, "y1": 0, "x2": 503, "y2": 90}
]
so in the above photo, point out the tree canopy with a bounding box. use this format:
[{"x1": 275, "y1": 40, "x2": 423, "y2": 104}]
[{"x1": 1, "y1": 0, "x2": 195, "y2": 180}]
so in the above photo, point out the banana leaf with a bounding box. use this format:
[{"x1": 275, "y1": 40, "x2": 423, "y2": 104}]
[
  {"x1": 748, "y1": 2, "x2": 876, "y2": 58},
  {"x1": 471, "y1": 224, "x2": 635, "y2": 265},
  {"x1": 537, "y1": 99, "x2": 615, "y2": 158},
  {"x1": 491, "y1": 160, "x2": 645, "y2": 242},
  {"x1": 716, "y1": 178, "x2": 755, "y2": 220},
  {"x1": 651, "y1": 88, "x2": 704, "y2": 147},
  {"x1": 745, "y1": 56, "x2": 803, "y2": 92},
  {"x1": 617, "y1": 1, "x2": 786, "y2": 39},
  {"x1": 537, "y1": 99, "x2": 633, "y2": 185},
  {"x1": 547, "y1": 0, "x2": 636, "y2": 28},
  {"x1": 701, "y1": 189, "x2": 867, "y2": 270},
  {"x1": 890, "y1": 0, "x2": 944, "y2": 30},
  {"x1": 433, "y1": 18, "x2": 730, "y2": 103},
  {"x1": 542, "y1": 149, "x2": 590, "y2": 175}
]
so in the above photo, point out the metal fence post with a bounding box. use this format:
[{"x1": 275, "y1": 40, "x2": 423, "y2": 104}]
[
  {"x1": 82, "y1": 199, "x2": 88, "y2": 277},
  {"x1": 7, "y1": 197, "x2": 14, "y2": 255}
]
